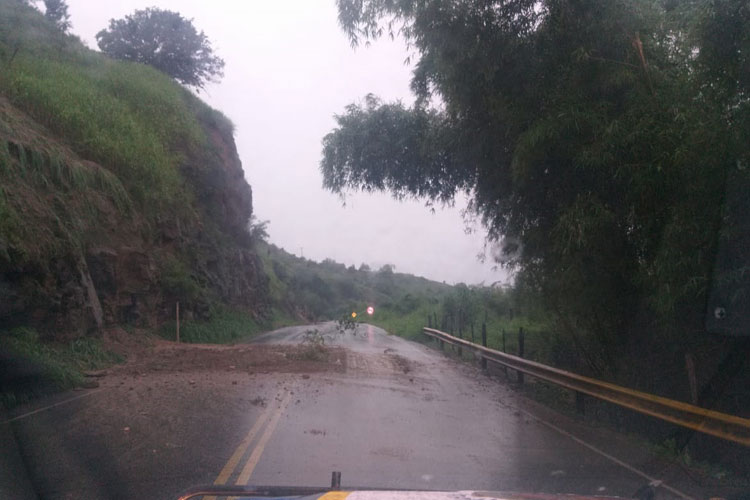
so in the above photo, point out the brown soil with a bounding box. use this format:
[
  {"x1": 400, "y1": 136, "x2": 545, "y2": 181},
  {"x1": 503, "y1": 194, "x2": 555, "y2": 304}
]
[
  {"x1": 36, "y1": 334, "x2": 352, "y2": 496},
  {"x1": 102, "y1": 332, "x2": 347, "y2": 378}
]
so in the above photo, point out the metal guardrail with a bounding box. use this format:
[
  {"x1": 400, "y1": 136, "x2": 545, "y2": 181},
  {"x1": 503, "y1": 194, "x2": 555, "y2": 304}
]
[{"x1": 422, "y1": 327, "x2": 750, "y2": 447}]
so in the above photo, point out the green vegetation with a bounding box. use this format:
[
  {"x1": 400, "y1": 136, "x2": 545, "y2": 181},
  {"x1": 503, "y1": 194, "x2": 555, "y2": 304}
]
[
  {"x1": 259, "y1": 242, "x2": 554, "y2": 363},
  {"x1": 96, "y1": 7, "x2": 225, "y2": 88},
  {"x1": 42, "y1": 0, "x2": 71, "y2": 33},
  {"x1": 323, "y1": 0, "x2": 750, "y2": 415},
  {"x1": 2, "y1": 47, "x2": 201, "y2": 207},
  {"x1": 0, "y1": 0, "x2": 266, "y2": 404},
  {"x1": 160, "y1": 255, "x2": 202, "y2": 303},
  {"x1": 0, "y1": 0, "x2": 240, "y2": 269},
  {"x1": 157, "y1": 307, "x2": 298, "y2": 345},
  {"x1": 259, "y1": 241, "x2": 453, "y2": 321},
  {"x1": 296, "y1": 328, "x2": 329, "y2": 362},
  {"x1": 1, "y1": 327, "x2": 123, "y2": 408}
]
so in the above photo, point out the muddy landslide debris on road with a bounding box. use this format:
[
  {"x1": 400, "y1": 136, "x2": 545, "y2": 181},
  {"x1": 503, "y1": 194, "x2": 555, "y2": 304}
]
[{"x1": 108, "y1": 340, "x2": 347, "y2": 376}]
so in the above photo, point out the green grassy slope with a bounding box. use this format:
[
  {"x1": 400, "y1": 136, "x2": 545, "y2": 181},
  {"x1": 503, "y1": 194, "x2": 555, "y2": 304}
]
[{"x1": 0, "y1": 0, "x2": 269, "y2": 403}]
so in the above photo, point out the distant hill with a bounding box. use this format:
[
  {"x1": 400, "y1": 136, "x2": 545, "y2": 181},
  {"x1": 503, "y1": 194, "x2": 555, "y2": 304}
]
[{"x1": 258, "y1": 241, "x2": 454, "y2": 321}]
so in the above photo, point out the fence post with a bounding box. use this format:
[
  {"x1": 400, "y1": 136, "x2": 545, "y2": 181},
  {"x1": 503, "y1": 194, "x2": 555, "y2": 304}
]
[
  {"x1": 481, "y1": 323, "x2": 487, "y2": 370},
  {"x1": 176, "y1": 301, "x2": 180, "y2": 343},
  {"x1": 517, "y1": 327, "x2": 525, "y2": 384},
  {"x1": 428, "y1": 315, "x2": 432, "y2": 329}
]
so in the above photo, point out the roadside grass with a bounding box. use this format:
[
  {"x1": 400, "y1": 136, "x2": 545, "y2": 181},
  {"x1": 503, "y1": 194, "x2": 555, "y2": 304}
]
[
  {"x1": 66, "y1": 337, "x2": 125, "y2": 371},
  {"x1": 1, "y1": 327, "x2": 124, "y2": 408},
  {"x1": 646, "y1": 437, "x2": 745, "y2": 486},
  {"x1": 483, "y1": 316, "x2": 554, "y2": 363},
  {"x1": 267, "y1": 308, "x2": 304, "y2": 330},
  {"x1": 157, "y1": 307, "x2": 303, "y2": 344},
  {"x1": 368, "y1": 304, "x2": 554, "y2": 366},
  {"x1": 364, "y1": 304, "x2": 433, "y2": 341}
]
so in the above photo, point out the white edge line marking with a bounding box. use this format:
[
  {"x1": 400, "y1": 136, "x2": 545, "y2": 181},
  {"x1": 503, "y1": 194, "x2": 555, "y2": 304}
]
[
  {"x1": 514, "y1": 405, "x2": 694, "y2": 500},
  {"x1": 1, "y1": 389, "x2": 102, "y2": 424}
]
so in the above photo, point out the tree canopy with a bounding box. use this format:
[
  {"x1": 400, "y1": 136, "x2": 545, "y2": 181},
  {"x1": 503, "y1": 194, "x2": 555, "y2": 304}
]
[
  {"x1": 43, "y1": 0, "x2": 70, "y2": 33},
  {"x1": 96, "y1": 8, "x2": 225, "y2": 88},
  {"x1": 322, "y1": 0, "x2": 750, "y2": 374}
]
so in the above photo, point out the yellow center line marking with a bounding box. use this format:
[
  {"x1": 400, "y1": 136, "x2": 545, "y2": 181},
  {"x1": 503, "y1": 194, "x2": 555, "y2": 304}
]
[
  {"x1": 202, "y1": 394, "x2": 277, "y2": 500},
  {"x1": 318, "y1": 492, "x2": 351, "y2": 500},
  {"x1": 216, "y1": 405, "x2": 274, "y2": 484},
  {"x1": 235, "y1": 391, "x2": 293, "y2": 485}
]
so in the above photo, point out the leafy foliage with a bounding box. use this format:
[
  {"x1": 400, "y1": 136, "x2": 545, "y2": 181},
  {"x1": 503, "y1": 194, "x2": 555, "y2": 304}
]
[
  {"x1": 323, "y1": 0, "x2": 750, "y2": 382},
  {"x1": 43, "y1": 0, "x2": 70, "y2": 33},
  {"x1": 96, "y1": 8, "x2": 225, "y2": 88},
  {"x1": 248, "y1": 215, "x2": 270, "y2": 243},
  {"x1": 160, "y1": 255, "x2": 202, "y2": 303}
]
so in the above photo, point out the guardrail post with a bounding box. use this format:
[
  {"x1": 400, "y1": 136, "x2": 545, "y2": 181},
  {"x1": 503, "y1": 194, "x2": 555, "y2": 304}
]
[
  {"x1": 481, "y1": 323, "x2": 487, "y2": 370},
  {"x1": 501, "y1": 328, "x2": 507, "y2": 376},
  {"x1": 331, "y1": 471, "x2": 341, "y2": 489},
  {"x1": 517, "y1": 327, "x2": 525, "y2": 384},
  {"x1": 428, "y1": 315, "x2": 432, "y2": 329},
  {"x1": 457, "y1": 322, "x2": 463, "y2": 357}
]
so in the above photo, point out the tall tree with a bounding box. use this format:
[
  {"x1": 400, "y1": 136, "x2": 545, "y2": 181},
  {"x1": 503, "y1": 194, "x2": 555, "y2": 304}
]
[
  {"x1": 322, "y1": 0, "x2": 747, "y2": 377},
  {"x1": 43, "y1": 0, "x2": 70, "y2": 33},
  {"x1": 96, "y1": 8, "x2": 224, "y2": 88}
]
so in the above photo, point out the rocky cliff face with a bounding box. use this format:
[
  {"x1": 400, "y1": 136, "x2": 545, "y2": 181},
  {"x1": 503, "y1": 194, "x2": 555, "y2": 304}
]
[
  {"x1": 0, "y1": 0, "x2": 271, "y2": 339},
  {"x1": 0, "y1": 96, "x2": 268, "y2": 338}
]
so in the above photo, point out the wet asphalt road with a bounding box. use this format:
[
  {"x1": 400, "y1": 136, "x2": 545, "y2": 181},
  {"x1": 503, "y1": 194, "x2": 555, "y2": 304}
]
[
  {"x1": 247, "y1": 323, "x2": 678, "y2": 496},
  {"x1": 1, "y1": 322, "x2": 714, "y2": 499}
]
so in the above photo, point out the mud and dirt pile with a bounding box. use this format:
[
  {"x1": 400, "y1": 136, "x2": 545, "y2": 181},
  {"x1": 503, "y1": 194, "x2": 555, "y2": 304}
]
[{"x1": 112, "y1": 341, "x2": 347, "y2": 377}]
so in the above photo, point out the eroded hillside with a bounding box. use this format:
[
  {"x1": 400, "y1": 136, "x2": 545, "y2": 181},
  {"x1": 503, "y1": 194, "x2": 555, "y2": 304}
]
[{"x1": 0, "y1": 0, "x2": 267, "y2": 339}]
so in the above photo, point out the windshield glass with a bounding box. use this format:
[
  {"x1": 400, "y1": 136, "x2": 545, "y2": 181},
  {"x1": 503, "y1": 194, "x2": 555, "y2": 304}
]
[{"x1": 1, "y1": 1, "x2": 748, "y2": 500}]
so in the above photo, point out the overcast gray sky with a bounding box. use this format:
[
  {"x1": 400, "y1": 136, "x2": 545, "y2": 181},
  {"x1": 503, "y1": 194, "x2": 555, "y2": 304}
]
[{"x1": 65, "y1": 0, "x2": 508, "y2": 286}]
